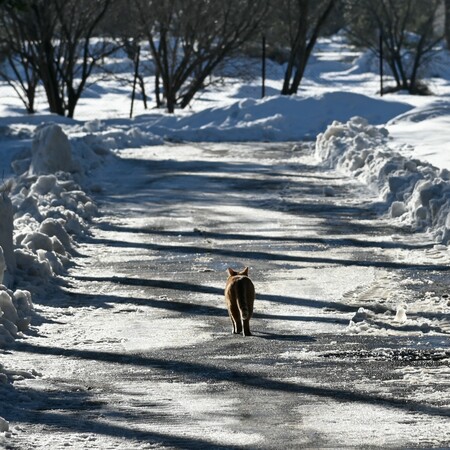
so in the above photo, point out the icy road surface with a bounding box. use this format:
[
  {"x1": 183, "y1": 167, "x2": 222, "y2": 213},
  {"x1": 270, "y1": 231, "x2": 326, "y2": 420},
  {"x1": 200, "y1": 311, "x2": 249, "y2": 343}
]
[{"x1": 4, "y1": 143, "x2": 450, "y2": 449}]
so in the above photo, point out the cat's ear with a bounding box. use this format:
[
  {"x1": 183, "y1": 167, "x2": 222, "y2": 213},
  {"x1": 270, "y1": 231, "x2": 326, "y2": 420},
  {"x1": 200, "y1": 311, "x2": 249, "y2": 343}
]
[
  {"x1": 241, "y1": 267, "x2": 249, "y2": 276},
  {"x1": 227, "y1": 268, "x2": 237, "y2": 277}
]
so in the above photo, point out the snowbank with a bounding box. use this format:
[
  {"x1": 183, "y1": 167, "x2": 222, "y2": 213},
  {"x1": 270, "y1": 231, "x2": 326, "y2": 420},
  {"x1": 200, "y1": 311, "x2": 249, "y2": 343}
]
[
  {"x1": 0, "y1": 121, "x2": 111, "y2": 427},
  {"x1": 0, "y1": 287, "x2": 33, "y2": 346},
  {"x1": 9, "y1": 124, "x2": 107, "y2": 291},
  {"x1": 91, "y1": 126, "x2": 164, "y2": 149},
  {"x1": 148, "y1": 92, "x2": 412, "y2": 142},
  {"x1": 0, "y1": 122, "x2": 111, "y2": 351},
  {"x1": 29, "y1": 124, "x2": 78, "y2": 175},
  {"x1": 316, "y1": 116, "x2": 450, "y2": 243},
  {"x1": 0, "y1": 183, "x2": 16, "y2": 284}
]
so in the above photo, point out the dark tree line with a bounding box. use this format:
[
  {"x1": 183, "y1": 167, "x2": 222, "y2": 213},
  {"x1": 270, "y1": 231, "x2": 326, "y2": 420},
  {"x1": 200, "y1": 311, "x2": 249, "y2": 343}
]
[
  {"x1": 0, "y1": 0, "x2": 114, "y2": 117},
  {"x1": 277, "y1": 0, "x2": 336, "y2": 95},
  {"x1": 0, "y1": 0, "x2": 447, "y2": 117},
  {"x1": 345, "y1": 0, "x2": 443, "y2": 95},
  {"x1": 134, "y1": 0, "x2": 269, "y2": 113}
]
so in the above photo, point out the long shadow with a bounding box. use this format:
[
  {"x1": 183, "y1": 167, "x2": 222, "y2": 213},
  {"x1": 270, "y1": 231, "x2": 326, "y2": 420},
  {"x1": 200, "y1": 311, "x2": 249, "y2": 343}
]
[
  {"x1": 96, "y1": 155, "x2": 383, "y2": 222},
  {"x1": 96, "y1": 223, "x2": 435, "y2": 251},
  {"x1": 62, "y1": 288, "x2": 357, "y2": 331},
  {"x1": 95, "y1": 150, "x2": 410, "y2": 245},
  {"x1": 3, "y1": 387, "x2": 235, "y2": 449},
  {"x1": 255, "y1": 312, "x2": 350, "y2": 325},
  {"x1": 14, "y1": 342, "x2": 450, "y2": 419},
  {"x1": 62, "y1": 290, "x2": 224, "y2": 313},
  {"x1": 255, "y1": 331, "x2": 317, "y2": 342},
  {"x1": 82, "y1": 238, "x2": 450, "y2": 272},
  {"x1": 61, "y1": 290, "x2": 351, "y2": 328},
  {"x1": 72, "y1": 275, "x2": 359, "y2": 313}
]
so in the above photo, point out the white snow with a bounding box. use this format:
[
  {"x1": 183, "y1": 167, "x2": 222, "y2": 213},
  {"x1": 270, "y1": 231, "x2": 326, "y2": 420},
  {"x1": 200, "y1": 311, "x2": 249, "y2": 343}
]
[
  {"x1": 1, "y1": 32, "x2": 450, "y2": 446},
  {"x1": 29, "y1": 124, "x2": 77, "y2": 175},
  {"x1": 315, "y1": 116, "x2": 450, "y2": 243},
  {"x1": 0, "y1": 122, "x2": 110, "y2": 365},
  {"x1": 144, "y1": 92, "x2": 412, "y2": 142}
]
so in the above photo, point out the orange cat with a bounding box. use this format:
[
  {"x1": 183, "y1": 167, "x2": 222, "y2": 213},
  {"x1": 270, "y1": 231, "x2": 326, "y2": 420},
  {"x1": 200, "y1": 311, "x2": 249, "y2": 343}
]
[{"x1": 224, "y1": 267, "x2": 255, "y2": 336}]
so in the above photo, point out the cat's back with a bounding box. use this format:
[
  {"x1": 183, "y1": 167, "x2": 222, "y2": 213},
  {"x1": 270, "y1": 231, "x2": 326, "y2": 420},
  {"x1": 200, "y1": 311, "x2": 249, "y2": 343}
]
[{"x1": 225, "y1": 274, "x2": 255, "y2": 296}]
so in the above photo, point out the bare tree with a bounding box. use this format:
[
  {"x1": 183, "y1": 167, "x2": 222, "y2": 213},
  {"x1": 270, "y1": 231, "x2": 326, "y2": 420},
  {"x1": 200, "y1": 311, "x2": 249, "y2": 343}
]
[
  {"x1": 134, "y1": 0, "x2": 268, "y2": 113},
  {"x1": 273, "y1": 0, "x2": 336, "y2": 95},
  {"x1": 345, "y1": 0, "x2": 443, "y2": 94},
  {"x1": 0, "y1": 3, "x2": 39, "y2": 113},
  {"x1": 1, "y1": 0, "x2": 115, "y2": 117},
  {"x1": 445, "y1": 0, "x2": 450, "y2": 48}
]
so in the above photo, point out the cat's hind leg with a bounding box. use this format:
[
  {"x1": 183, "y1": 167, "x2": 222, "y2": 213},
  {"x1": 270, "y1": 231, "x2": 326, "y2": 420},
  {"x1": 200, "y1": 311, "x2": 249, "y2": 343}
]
[{"x1": 229, "y1": 303, "x2": 242, "y2": 334}]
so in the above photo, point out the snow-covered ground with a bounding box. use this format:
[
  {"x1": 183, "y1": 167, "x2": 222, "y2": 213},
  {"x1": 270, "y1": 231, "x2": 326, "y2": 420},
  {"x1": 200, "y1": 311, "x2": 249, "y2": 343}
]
[{"x1": 1, "y1": 34, "x2": 450, "y2": 447}]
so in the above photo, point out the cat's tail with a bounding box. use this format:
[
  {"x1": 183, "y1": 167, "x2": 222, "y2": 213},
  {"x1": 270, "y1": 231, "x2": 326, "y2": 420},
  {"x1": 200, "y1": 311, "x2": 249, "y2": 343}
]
[
  {"x1": 238, "y1": 298, "x2": 250, "y2": 320},
  {"x1": 236, "y1": 280, "x2": 251, "y2": 320}
]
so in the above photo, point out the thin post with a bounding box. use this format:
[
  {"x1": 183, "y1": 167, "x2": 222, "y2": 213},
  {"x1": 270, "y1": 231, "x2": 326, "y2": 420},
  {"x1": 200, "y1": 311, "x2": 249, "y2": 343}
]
[
  {"x1": 130, "y1": 45, "x2": 141, "y2": 118},
  {"x1": 379, "y1": 31, "x2": 383, "y2": 96},
  {"x1": 261, "y1": 34, "x2": 266, "y2": 98}
]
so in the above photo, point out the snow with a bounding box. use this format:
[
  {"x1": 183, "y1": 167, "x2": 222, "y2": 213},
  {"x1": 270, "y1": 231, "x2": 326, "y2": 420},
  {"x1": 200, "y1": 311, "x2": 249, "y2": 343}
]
[
  {"x1": 29, "y1": 124, "x2": 77, "y2": 175},
  {"x1": 0, "y1": 122, "x2": 110, "y2": 365},
  {"x1": 316, "y1": 116, "x2": 450, "y2": 243},
  {"x1": 1, "y1": 32, "x2": 450, "y2": 447},
  {"x1": 145, "y1": 92, "x2": 412, "y2": 142}
]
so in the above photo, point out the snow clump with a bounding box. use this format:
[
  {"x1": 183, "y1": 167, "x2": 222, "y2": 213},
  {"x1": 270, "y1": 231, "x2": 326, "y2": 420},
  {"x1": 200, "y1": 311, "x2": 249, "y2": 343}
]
[
  {"x1": 316, "y1": 116, "x2": 450, "y2": 243},
  {"x1": 0, "y1": 287, "x2": 33, "y2": 346},
  {"x1": 29, "y1": 124, "x2": 78, "y2": 175},
  {"x1": 7, "y1": 123, "x2": 109, "y2": 289}
]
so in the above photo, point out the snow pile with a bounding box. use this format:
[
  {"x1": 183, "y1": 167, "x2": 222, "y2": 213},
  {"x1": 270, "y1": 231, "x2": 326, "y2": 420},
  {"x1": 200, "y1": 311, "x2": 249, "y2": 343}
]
[
  {"x1": 11, "y1": 174, "x2": 95, "y2": 285},
  {"x1": 0, "y1": 183, "x2": 16, "y2": 285},
  {"x1": 9, "y1": 124, "x2": 103, "y2": 288},
  {"x1": 29, "y1": 124, "x2": 77, "y2": 175},
  {"x1": 148, "y1": 92, "x2": 412, "y2": 142},
  {"x1": 0, "y1": 121, "x2": 106, "y2": 350},
  {"x1": 0, "y1": 416, "x2": 8, "y2": 433},
  {"x1": 12, "y1": 123, "x2": 116, "y2": 179},
  {"x1": 0, "y1": 287, "x2": 33, "y2": 346},
  {"x1": 0, "y1": 182, "x2": 34, "y2": 363},
  {"x1": 95, "y1": 127, "x2": 164, "y2": 149},
  {"x1": 315, "y1": 116, "x2": 450, "y2": 243},
  {"x1": 0, "y1": 122, "x2": 110, "y2": 435}
]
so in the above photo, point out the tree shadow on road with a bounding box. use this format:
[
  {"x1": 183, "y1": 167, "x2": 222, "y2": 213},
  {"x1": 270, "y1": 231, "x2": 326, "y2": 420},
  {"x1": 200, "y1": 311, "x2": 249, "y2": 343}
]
[
  {"x1": 96, "y1": 223, "x2": 435, "y2": 251},
  {"x1": 82, "y1": 236, "x2": 450, "y2": 272},
  {"x1": 254, "y1": 331, "x2": 316, "y2": 342},
  {"x1": 71, "y1": 274, "x2": 359, "y2": 315},
  {"x1": 2, "y1": 377, "x2": 236, "y2": 449},
  {"x1": 14, "y1": 341, "x2": 450, "y2": 421}
]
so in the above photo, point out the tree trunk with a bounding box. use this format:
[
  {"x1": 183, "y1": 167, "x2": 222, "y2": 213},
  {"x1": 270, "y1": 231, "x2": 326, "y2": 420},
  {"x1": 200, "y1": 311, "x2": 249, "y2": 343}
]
[
  {"x1": 138, "y1": 75, "x2": 148, "y2": 109},
  {"x1": 281, "y1": 52, "x2": 297, "y2": 95},
  {"x1": 445, "y1": 0, "x2": 450, "y2": 48},
  {"x1": 41, "y1": 77, "x2": 65, "y2": 116},
  {"x1": 155, "y1": 69, "x2": 161, "y2": 108},
  {"x1": 281, "y1": 0, "x2": 335, "y2": 96},
  {"x1": 25, "y1": 87, "x2": 36, "y2": 114}
]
